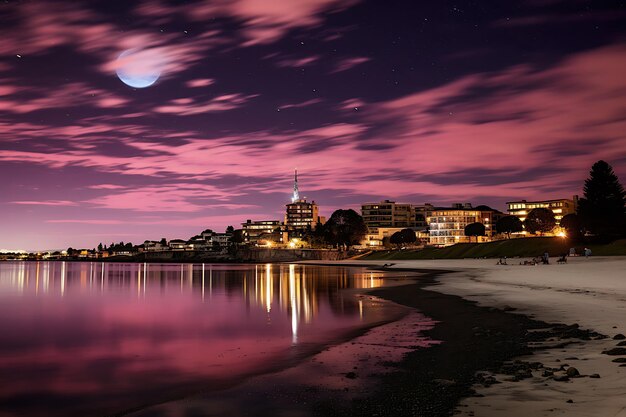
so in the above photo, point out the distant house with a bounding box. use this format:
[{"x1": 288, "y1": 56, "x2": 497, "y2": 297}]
[
  {"x1": 169, "y1": 239, "x2": 187, "y2": 251},
  {"x1": 241, "y1": 220, "x2": 283, "y2": 245},
  {"x1": 211, "y1": 233, "x2": 232, "y2": 247},
  {"x1": 141, "y1": 240, "x2": 169, "y2": 252},
  {"x1": 187, "y1": 235, "x2": 209, "y2": 251}
]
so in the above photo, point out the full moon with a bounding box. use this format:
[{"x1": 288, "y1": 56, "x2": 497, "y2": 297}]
[{"x1": 115, "y1": 49, "x2": 162, "y2": 88}]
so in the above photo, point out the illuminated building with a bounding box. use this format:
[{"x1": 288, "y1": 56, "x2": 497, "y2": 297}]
[
  {"x1": 285, "y1": 199, "x2": 322, "y2": 232},
  {"x1": 361, "y1": 200, "x2": 416, "y2": 231},
  {"x1": 361, "y1": 201, "x2": 434, "y2": 246},
  {"x1": 427, "y1": 203, "x2": 503, "y2": 246},
  {"x1": 506, "y1": 197, "x2": 578, "y2": 226},
  {"x1": 285, "y1": 170, "x2": 325, "y2": 236},
  {"x1": 242, "y1": 220, "x2": 283, "y2": 244}
]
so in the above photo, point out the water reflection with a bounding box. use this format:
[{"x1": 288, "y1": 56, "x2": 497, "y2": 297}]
[{"x1": 0, "y1": 262, "x2": 391, "y2": 417}]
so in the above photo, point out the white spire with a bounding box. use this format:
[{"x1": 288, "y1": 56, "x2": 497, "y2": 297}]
[{"x1": 291, "y1": 168, "x2": 300, "y2": 203}]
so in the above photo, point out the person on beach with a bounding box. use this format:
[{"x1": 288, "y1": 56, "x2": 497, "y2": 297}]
[
  {"x1": 543, "y1": 252, "x2": 550, "y2": 264},
  {"x1": 584, "y1": 247, "x2": 592, "y2": 257}
]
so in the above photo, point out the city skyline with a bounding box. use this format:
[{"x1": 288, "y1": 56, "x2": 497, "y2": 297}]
[{"x1": 2, "y1": 1, "x2": 626, "y2": 250}]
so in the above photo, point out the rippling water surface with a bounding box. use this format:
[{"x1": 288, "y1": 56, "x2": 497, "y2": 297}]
[{"x1": 0, "y1": 262, "x2": 399, "y2": 417}]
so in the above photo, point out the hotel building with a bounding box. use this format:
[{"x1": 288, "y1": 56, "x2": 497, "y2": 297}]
[
  {"x1": 427, "y1": 204, "x2": 503, "y2": 246},
  {"x1": 506, "y1": 197, "x2": 577, "y2": 225}
]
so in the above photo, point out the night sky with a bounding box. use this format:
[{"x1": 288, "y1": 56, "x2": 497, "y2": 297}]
[{"x1": 1, "y1": 0, "x2": 625, "y2": 250}]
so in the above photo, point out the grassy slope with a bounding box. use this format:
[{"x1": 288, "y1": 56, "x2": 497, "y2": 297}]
[{"x1": 363, "y1": 238, "x2": 626, "y2": 260}]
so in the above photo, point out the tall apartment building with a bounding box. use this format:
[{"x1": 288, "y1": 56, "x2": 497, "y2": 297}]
[
  {"x1": 285, "y1": 199, "x2": 322, "y2": 232},
  {"x1": 284, "y1": 170, "x2": 324, "y2": 236},
  {"x1": 361, "y1": 200, "x2": 416, "y2": 231},
  {"x1": 506, "y1": 197, "x2": 578, "y2": 226},
  {"x1": 427, "y1": 204, "x2": 502, "y2": 246}
]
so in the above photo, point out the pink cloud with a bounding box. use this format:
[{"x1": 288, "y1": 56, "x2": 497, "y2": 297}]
[
  {"x1": 45, "y1": 219, "x2": 125, "y2": 225},
  {"x1": 339, "y1": 98, "x2": 365, "y2": 110},
  {"x1": 195, "y1": 0, "x2": 360, "y2": 46},
  {"x1": 0, "y1": 82, "x2": 129, "y2": 113},
  {"x1": 84, "y1": 184, "x2": 249, "y2": 212},
  {"x1": 10, "y1": 200, "x2": 78, "y2": 206},
  {"x1": 187, "y1": 78, "x2": 215, "y2": 88},
  {"x1": 276, "y1": 55, "x2": 320, "y2": 68},
  {"x1": 279, "y1": 98, "x2": 323, "y2": 109},
  {"x1": 136, "y1": 0, "x2": 361, "y2": 46},
  {"x1": 87, "y1": 184, "x2": 127, "y2": 190},
  {"x1": 331, "y1": 56, "x2": 370, "y2": 73},
  {"x1": 154, "y1": 93, "x2": 258, "y2": 115}
]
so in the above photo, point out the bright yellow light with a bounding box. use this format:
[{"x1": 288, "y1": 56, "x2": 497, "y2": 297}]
[
  {"x1": 558, "y1": 231, "x2": 566, "y2": 238},
  {"x1": 289, "y1": 241, "x2": 296, "y2": 248}
]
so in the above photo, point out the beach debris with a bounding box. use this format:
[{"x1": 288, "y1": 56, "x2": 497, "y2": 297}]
[
  {"x1": 475, "y1": 372, "x2": 500, "y2": 387},
  {"x1": 602, "y1": 347, "x2": 626, "y2": 355},
  {"x1": 565, "y1": 367, "x2": 580, "y2": 377},
  {"x1": 589, "y1": 373, "x2": 601, "y2": 378},
  {"x1": 552, "y1": 373, "x2": 570, "y2": 382},
  {"x1": 613, "y1": 333, "x2": 625, "y2": 340},
  {"x1": 432, "y1": 378, "x2": 456, "y2": 387},
  {"x1": 611, "y1": 358, "x2": 626, "y2": 363},
  {"x1": 617, "y1": 341, "x2": 626, "y2": 346},
  {"x1": 344, "y1": 372, "x2": 357, "y2": 379},
  {"x1": 566, "y1": 399, "x2": 574, "y2": 403}
]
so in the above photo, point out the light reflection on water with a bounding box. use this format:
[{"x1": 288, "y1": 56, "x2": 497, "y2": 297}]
[{"x1": 0, "y1": 262, "x2": 394, "y2": 417}]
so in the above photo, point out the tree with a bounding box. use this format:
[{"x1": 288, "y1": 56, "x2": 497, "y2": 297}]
[
  {"x1": 389, "y1": 228, "x2": 417, "y2": 247},
  {"x1": 400, "y1": 228, "x2": 417, "y2": 245},
  {"x1": 578, "y1": 160, "x2": 626, "y2": 237},
  {"x1": 97, "y1": 243, "x2": 103, "y2": 252},
  {"x1": 303, "y1": 223, "x2": 328, "y2": 248},
  {"x1": 496, "y1": 216, "x2": 523, "y2": 239},
  {"x1": 524, "y1": 208, "x2": 556, "y2": 235},
  {"x1": 324, "y1": 209, "x2": 368, "y2": 247},
  {"x1": 464, "y1": 222, "x2": 486, "y2": 242},
  {"x1": 229, "y1": 229, "x2": 244, "y2": 245},
  {"x1": 226, "y1": 225, "x2": 235, "y2": 234},
  {"x1": 159, "y1": 238, "x2": 167, "y2": 246},
  {"x1": 560, "y1": 213, "x2": 582, "y2": 240},
  {"x1": 390, "y1": 231, "x2": 403, "y2": 247}
]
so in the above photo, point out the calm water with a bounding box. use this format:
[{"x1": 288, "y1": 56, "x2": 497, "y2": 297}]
[{"x1": 0, "y1": 262, "x2": 403, "y2": 417}]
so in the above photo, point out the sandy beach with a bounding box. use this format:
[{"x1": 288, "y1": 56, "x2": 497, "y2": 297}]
[{"x1": 320, "y1": 256, "x2": 626, "y2": 417}]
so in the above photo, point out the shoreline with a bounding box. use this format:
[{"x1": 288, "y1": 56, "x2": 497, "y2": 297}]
[{"x1": 301, "y1": 258, "x2": 626, "y2": 417}]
